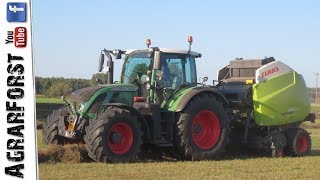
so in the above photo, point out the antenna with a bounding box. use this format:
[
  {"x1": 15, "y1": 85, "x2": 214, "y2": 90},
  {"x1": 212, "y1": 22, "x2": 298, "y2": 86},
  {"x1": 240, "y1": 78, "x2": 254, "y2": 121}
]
[{"x1": 188, "y1": 36, "x2": 193, "y2": 52}]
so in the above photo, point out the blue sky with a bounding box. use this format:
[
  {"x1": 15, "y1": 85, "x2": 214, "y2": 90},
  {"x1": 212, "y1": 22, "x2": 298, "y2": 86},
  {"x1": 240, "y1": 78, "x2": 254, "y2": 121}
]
[{"x1": 33, "y1": 0, "x2": 320, "y2": 87}]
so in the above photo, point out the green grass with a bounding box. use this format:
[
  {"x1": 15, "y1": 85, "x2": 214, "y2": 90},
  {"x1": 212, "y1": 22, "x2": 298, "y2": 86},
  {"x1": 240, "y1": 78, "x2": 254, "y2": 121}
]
[
  {"x1": 39, "y1": 157, "x2": 320, "y2": 179},
  {"x1": 37, "y1": 104, "x2": 320, "y2": 179},
  {"x1": 38, "y1": 126, "x2": 320, "y2": 179},
  {"x1": 36, "y1": 97, "x2": 65, "y2": 104},
  {"x1": 37, "y1": 130, "x2": 45, "y2": 151}
]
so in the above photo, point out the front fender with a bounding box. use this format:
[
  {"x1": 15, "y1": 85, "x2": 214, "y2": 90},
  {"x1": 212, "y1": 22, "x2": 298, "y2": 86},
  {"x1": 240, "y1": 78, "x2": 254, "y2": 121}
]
[
  {"x1": 81, "y1": 84, "x2": 139, "y2": 119},
  {"x1": 106, "y1": 103, "x2": 151, "y2": 140}
]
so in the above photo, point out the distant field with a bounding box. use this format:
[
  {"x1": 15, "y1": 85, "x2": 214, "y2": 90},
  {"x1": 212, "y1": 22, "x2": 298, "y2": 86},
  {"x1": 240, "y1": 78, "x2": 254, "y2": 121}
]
[
  {"x1": 36, "y1": 97, "x2": 65, "y2": 104},
  {"x1": 311, "y1": 104, "x2": 320, "y2": 113}
]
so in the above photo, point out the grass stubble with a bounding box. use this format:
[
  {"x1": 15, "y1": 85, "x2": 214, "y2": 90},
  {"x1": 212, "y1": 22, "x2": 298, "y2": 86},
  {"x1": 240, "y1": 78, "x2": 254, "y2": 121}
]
[{"x1": 37, "y1": 107, "x2": 320, "y2": 179}]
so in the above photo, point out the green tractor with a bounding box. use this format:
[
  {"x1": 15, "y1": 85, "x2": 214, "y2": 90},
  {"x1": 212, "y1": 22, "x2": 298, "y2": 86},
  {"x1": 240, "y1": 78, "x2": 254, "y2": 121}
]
[
  {"x1": 42, "y1": 37, "x2": 315, "y2": 162},
  {"x1": 42, "y1": 37, "x2": 230, "y2": 162}
]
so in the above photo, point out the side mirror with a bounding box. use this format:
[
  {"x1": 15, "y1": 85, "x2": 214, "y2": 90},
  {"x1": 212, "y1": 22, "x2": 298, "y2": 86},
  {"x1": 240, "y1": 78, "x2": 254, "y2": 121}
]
[
  {"x1": 153, "y1": 50, "x2": 161, "y2": 70},
  {"x1": 140, "y1": 75, "x2": 150, "y2": 83},
  {"x1": 98, "y1": 53, "x2": 104, "y2": 72},
  {"x1": 113, "y1": 49, "x2": 122, "y2": 59}
]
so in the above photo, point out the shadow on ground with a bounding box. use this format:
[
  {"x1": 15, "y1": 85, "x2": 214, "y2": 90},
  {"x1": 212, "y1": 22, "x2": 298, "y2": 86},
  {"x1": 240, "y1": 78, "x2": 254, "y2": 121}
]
[{"x1": 310, "y1": 150, "x2": 320, "y2": 156}]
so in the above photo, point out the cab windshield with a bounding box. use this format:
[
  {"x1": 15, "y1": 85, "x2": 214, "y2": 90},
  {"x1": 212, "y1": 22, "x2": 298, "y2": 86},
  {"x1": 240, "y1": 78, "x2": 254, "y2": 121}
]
[
  {"x1": 121, "y1": 52, "x2": 151, "y2": 84},
  {"x1": 121, "y1": 51, "x2": 197, "y2": 93}
]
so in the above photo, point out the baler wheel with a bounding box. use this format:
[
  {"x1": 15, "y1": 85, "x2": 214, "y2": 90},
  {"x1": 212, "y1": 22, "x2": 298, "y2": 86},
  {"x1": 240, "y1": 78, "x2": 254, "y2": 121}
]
[{"x1": 285, "y1": 128, "x2": 311, "y2": 156}]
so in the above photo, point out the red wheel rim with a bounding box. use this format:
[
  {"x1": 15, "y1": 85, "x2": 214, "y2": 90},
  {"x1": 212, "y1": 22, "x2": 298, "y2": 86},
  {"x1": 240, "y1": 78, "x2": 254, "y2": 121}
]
[
  {"x1": 192, "y1": 110, "x2": 221, "y2": 150},
  {"x1": 296, "y1": 134, "x2": 308, "y2": 153},
  {"x1": 108, "y1": 122, "x2": 133, "y2": 154}
]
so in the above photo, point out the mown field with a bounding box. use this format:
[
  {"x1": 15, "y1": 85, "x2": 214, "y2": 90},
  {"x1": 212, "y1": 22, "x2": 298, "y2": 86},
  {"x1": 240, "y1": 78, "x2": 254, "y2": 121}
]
[
  {"x1": 38, "y1": 130, "x2": 320, "y2": 179},
  {"x1": 38, "y1": 128, "x2": 320, "y2": 179},
  {"x1": 37, "y1": 104, "x2": 320, "y2": 179}
]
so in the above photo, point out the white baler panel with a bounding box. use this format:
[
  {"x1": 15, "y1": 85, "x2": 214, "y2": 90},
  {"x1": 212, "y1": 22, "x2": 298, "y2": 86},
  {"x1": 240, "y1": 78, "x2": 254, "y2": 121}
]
[{"x1": 255, "y1": 61, "x2": 293, "y2": 82}]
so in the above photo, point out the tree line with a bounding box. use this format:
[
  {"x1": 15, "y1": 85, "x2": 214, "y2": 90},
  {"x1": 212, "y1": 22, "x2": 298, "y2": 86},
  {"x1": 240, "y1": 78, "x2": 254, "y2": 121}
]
[
  {"x1": 35, "y1": 73, "x2": 108, "y2": 97},
  {"x1": 36, "y1": 73, "x2": 318, "y2": 98}
]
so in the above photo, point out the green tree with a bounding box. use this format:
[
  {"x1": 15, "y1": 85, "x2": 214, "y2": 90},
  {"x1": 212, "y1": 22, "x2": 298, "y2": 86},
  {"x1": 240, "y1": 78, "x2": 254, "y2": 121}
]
[
  {"x1": 91, "y1": 73, "x2": 108, "y2": 85},
  {"x1": 35, "y1": 77, "x2": 43, "y2": 94},
  {"x1": 48, "y1": 82, "x2": 72, "y2": 97},
  {"x1": 130, "y1": 63, "x2": 149, "y2": 81}
]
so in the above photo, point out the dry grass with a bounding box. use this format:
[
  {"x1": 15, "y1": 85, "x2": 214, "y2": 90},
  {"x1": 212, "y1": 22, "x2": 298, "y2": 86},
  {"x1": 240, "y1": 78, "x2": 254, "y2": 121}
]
[
  {"x1": 38, "y1": 144, "x2": 91, "y2": 163},
  {"x1": 37, "y1": 120, "x2": 44, "y2": 129}
]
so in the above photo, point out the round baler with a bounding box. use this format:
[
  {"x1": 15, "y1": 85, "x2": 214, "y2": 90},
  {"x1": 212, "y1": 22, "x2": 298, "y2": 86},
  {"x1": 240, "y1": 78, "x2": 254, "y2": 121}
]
[{"x1": 217, "y1": 57, "x2": 315, "y2": 156}]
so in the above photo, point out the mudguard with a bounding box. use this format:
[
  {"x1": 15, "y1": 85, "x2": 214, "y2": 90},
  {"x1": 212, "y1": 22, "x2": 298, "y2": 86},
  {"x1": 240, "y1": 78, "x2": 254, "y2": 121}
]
[{"x1": 165, "y1": 86, "x2": 229, "y2": 112}]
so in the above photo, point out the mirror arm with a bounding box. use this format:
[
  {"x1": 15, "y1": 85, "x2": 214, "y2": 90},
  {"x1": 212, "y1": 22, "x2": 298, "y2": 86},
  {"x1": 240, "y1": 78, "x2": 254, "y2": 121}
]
[{"x1": 102, "y1": 49, "x2": 114, "y2": 84}]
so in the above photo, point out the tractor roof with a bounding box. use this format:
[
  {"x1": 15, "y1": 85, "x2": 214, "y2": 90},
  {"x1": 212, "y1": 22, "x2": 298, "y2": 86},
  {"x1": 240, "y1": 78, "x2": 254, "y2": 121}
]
[{"x1": 125, "y1": 48, "x2": 202, "y2": 58}]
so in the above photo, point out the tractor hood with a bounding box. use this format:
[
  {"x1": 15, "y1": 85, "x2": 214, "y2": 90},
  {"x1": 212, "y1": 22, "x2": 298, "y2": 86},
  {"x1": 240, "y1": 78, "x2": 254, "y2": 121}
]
[{"x1": 70, "y1": 85, "x2": 106, "y2": 106}]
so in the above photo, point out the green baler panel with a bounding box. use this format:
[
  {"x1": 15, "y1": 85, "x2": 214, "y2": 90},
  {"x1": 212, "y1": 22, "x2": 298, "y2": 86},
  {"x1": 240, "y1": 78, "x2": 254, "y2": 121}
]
[{"x1": 253, "y1": 71, "x2": 310, "y2": 126}]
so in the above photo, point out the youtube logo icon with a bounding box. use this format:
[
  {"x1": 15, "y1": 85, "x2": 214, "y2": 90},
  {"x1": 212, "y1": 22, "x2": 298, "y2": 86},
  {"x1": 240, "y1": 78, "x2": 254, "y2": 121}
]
[
  {"x1": 5, "y1": 27, "x2": 27, "y2": 48},
  {"x1": 15, "y1": 27, "x2": 27, "y2": 47}
]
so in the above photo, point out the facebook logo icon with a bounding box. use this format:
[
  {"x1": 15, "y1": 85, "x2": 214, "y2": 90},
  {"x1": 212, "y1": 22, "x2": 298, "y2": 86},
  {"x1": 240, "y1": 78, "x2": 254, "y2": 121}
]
[{"x1": 7, "y1": 2, "x2": 27, "y2": 22}]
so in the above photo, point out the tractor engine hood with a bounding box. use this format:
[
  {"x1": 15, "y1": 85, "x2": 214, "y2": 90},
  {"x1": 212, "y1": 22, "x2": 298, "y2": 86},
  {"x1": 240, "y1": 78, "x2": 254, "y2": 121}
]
[{"x1": 70, "y1": 85, "x2": 106, "y2": 107}]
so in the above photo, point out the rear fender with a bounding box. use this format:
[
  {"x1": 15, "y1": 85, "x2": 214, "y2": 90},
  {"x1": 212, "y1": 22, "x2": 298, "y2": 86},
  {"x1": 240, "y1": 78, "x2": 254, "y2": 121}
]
[{"x1": 165, "y1": 86, "x2": 229, "y2": 112}]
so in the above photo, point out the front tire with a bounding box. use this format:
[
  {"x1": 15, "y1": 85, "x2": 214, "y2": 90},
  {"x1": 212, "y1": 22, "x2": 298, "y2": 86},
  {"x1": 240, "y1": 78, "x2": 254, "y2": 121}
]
[
  {"x1": 42, "y1": 108, "x2": 67, "y2": 145},
  {"x1": 84, "y1": 107, "x2": 143, "y2": 163},
  {"x1": 173, "y1": 93, "x2": 229, "y2": 160}
]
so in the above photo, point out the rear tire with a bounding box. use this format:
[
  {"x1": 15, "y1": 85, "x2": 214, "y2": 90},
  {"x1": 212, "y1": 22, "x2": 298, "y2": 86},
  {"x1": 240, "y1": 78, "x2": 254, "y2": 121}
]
[
  {"x1": 285, "y1": 128, "x2": 311, "y2": 156},
  {"x1": 84, "y1": 107, "x2": 143, "y2": 163},
  {"x1": 42, "y1": 108, "x2": 67, "y2": 145},
  {"x1": 173, "y1": 93, "x2": 229, "y2": 160}
]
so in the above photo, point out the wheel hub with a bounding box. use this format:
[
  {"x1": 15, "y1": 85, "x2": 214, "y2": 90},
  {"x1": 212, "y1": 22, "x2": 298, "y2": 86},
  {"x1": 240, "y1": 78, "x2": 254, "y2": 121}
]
[
  {"x1": 193, "y1": 124, "x2": 202, "y2": 134},
  {"x1": 110, "y1": 132, "x2": 122, "y2": 144}
]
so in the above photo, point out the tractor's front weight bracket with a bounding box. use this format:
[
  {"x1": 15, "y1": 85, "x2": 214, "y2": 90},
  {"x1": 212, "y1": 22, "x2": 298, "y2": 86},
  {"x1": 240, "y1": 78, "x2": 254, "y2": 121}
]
[
  {"x1": 61, "y1": 95, "x2": 76, "y2": 115},
  {"x1": 58, "y1": 112, "x2": 79, "y2": 139},
  {"x1": 57, "y1": 97, "x2": 81, "y2": 139}
]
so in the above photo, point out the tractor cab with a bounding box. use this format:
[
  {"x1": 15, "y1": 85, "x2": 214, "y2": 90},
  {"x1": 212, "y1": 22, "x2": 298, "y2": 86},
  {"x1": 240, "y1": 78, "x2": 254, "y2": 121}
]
[
  {"x1": 120, "y1": 48, "x2": 201, "y2": 103},
  {"x1": 98, "y1": 38, "x2": 202, "y2": 105}
]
